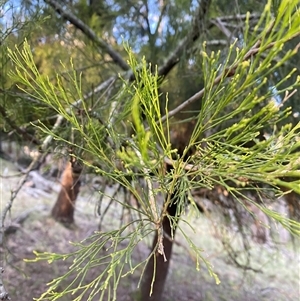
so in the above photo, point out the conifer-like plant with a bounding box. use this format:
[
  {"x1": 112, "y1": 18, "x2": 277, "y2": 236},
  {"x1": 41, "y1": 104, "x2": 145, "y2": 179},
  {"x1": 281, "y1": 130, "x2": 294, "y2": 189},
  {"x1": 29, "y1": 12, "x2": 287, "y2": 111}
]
[{"x1": 7, "y1": 1, "x2": 300, "y2": 300}]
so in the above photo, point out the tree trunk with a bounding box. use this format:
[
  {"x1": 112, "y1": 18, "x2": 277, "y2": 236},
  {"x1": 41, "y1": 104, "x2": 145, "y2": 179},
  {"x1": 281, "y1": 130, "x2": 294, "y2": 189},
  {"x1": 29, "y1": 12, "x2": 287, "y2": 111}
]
[
  {"x1": 140, "y1": 126, "x2": 194, "y2": 300},
  {"x1": 140, "y1": 199, "x2": 178, "y2": 301},
  {"x1": 285, "y1": 191, "x2": 300, "y2": 221},
  {"x1": 51, "y1": 158, "x2": 82, "y2": 224}
]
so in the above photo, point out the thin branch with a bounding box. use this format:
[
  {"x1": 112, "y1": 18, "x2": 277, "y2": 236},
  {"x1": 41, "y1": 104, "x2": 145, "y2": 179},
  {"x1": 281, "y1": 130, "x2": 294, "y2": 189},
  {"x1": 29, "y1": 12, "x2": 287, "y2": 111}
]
[
  {"x1": 281, "y1": 89, "x2": 298, "y2": 106},
  {"x1": 98, "y1": 183, "x2": 120, "y2": 230},
  {"x1": 5, "y1": 0, "x2": 210, "y2": 172},
  {"x1": 159, "y1": 38, "x2": 278, "y2": 123},
  {"x1": 38, "y1": 75, "x2": 118, "y2": 152},
  {"x1": 44, "y1": 0, "x2": 129, "y2": 71},
  {"x1": 0, "y1": 104, "x2": 40, "y2": 145},
  {"x1": 221, "y1": 239, "x2": 262, "y2": 273},
  {"x1": 206, "y1": 39, "x2": 228, "y2": 46},
  {"x1": 46, "y1": 0, "x2": 210, "y2": 83},
  {"x1": 206, "y1": 13, "x2": 261, "y2": 35},
  {"x1": 0, "y1": 168, "x2": 28, "y2": 246},
  {"x1": 0, "y1": 173, "x2": 23, "y2": 178},
  {"x1": 210, "y1": 18, "x2": 236, "y2": 42},
  {"x1": 216, "y1": 13, "x2": 261, "y2": 22},
  {"x1": 0, "y1": 268, "x2": 10, "y2": 300},
  {"x1": 0, "y1": 76, "x2": 117, "y2": 235},
  {"x1": 157, "y1": 0, "x2": 212, "y2": 77},
  {"x1": 153, "y1": 2, "x2": 167, "y2": 37},
  {"x1": 141, "y1": 0, "x2": 152, "y2": 36}
]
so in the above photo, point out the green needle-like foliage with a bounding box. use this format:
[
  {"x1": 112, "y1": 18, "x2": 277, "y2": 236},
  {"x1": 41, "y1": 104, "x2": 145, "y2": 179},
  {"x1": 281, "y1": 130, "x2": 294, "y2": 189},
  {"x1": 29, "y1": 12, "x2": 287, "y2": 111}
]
[{"x1": 7, "y1": 1, "x2": 300, "y2": 300}]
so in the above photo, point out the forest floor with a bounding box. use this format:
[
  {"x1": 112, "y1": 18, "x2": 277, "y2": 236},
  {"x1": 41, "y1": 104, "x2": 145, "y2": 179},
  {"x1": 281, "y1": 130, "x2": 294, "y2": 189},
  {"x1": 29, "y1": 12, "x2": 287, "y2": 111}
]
[{"x1": 0, "y1": 157, "x2": 299, "y2": 301}]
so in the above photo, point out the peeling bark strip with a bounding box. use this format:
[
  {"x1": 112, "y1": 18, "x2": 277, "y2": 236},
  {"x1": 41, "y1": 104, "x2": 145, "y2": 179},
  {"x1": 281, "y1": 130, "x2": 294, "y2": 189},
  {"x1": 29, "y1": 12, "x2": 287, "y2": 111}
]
[
  {"x1": 0, "y1": 268, "x2": 10, "y2": 300},
  {"x1": 140, "y1": 201, "x2": 178, "y2": 301},
  {"x1": 51, "y1": 158, "x2": 82, "y2": 224},
  {"x1": 140, "y1": 125, "x2": 197, "y2": 301}
]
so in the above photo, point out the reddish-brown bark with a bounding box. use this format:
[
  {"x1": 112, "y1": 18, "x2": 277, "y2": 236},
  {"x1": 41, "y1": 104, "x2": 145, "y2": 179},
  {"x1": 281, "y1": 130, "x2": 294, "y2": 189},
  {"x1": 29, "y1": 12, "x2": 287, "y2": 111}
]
[{"x1": 51, "y1": 159, "x2": 82, "y2": 224}]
